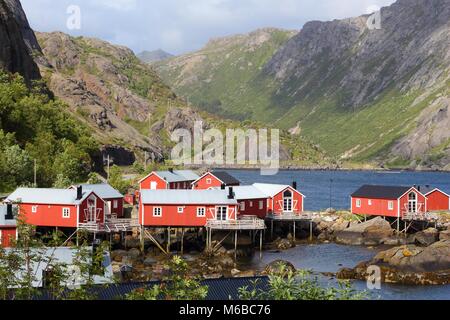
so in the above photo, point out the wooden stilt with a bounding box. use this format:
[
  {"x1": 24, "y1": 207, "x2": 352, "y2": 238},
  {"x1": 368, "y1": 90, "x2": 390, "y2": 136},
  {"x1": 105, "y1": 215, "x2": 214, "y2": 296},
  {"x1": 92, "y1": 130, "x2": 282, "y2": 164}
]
[
  {"x1": 181, "y1": 228, "x2": 185, "y2": 255},
  {"x1": 309, "y1": 221, "x2": 313, "y2": 241},
  {"x1": 76, "y1": 230, "x2": 79, "y2": 247},
  {"x1": 271, "y1": 220, "x2": 274, "y2": 239},
  {"x1": 234, "y1": 230, "x2": 238, "y2": 260},
  {"x1": 140, "y1": 226, "x2": 145, "y2": 251},
  {"x1": 259, "y1": 230, "x2": 263, "y2": 260},
  {"x1": 293, "y1": 221, "x2": 296, "y2": 241},
  {"x1": 167, "y1": 227, "x2": 171, "y2": 253}
]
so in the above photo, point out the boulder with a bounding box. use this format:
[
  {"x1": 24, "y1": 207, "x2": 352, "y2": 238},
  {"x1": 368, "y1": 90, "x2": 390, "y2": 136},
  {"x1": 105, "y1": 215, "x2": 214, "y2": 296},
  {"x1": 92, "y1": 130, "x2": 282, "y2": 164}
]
[
  {"x1": 264, "y1": 260, "x2": 296, "y2": 275},
  {"x1": 143, "y1": 257, "x2": 157, "y2": 266},
  {"x1": 274, "y1": 238, "x2": 295, "y2": 250},
  {"x1": 413, "y1": 228, "x2": 440, "y2": 246},
  {"x1": 439, "y1": 230, "x2": 450, "y2": 241},
  {"x1": 330, "y1": 218, "x2": 350, "y2": 233},
  {"x1": 127, "y1": 248, "x2": 142, "y2": 259},
  {"x1": 111, "y1": 249, "x2": 127, "y2": 263},
  {"x1": 335, "y1": 217, "x2": 394, "y2": 246}
]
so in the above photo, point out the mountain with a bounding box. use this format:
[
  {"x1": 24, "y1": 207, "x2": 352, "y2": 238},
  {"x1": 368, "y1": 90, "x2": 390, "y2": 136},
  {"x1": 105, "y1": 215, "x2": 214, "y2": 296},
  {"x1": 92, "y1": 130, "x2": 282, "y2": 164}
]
[
  {"x1": 154, "y1": 28, "x2": 297, "y2": 120},
  {"x1": 35, "y1": 32, "x2": 205, "y2": 165},
  {"x1": 155, "y1": 0, "x2": 450, "y2": 170},
  {"x1": 0, "y1": 0, "x2": 41, "y2": 83},
  {"x1": 138, "y1": 49, "x2": 174, "y2": 63}
]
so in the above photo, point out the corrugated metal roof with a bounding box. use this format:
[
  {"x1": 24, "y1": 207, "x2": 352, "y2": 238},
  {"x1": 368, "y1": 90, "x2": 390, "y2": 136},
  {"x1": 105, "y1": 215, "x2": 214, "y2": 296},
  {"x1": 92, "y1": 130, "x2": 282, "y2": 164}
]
[
  {"x1": 224, "y1": 186, "x2": 267, "y2": 200},
  {"x1": 6, "y1": 188, "x2": 95, "y2": 205},
  {"x1": 253, "y1": 183, "x2": 292, "y2": 197},
  {"x1": 77, "y1": 184, "x2": 123, "y2": 199},
  {"x1": 155, "y1": 170, "x2": 200, "y2": 183},
  {"x1": 37, "y1": 276, "x2": 269, "y2": 300},
  {"x1": 351, "y1": 185, "x2": 412, "y2": 199},
  {"x1": 140, "y1": 190, "x2": 238, "y2": 205}
]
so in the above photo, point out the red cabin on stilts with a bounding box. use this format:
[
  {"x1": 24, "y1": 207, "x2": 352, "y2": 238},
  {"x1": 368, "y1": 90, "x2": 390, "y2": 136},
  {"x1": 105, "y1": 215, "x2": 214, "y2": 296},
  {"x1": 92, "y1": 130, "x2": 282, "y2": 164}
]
[
  {"x1": 192, "y1": 171, "x2": 240, "y2": 190},
  {"x1": 139, "y1": 170, "x2": 200, "y2": 190}
]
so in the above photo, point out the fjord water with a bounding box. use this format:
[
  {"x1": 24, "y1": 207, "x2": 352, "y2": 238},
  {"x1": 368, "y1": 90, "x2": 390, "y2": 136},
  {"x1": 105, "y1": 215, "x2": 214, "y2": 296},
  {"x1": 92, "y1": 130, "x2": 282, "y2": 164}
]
[
  {"x1": 226, "y1": 170, "x2": 450, "y2": 300},
  {"x1": 227, "y1": 169, "x2": 450, "y2": 211}
]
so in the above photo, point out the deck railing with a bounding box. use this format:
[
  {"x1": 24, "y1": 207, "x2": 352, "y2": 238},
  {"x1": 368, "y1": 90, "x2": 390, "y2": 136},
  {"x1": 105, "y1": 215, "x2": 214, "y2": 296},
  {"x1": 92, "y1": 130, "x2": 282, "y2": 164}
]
[
  {"x1": 78, "y1": 218, "x2": 140, "y2": 233},
  {"x1": 267, "y1": 212, "x2": 313, "y2": 220},
  {"x1": 206, "y1": 216, "x2": 266, "y2": 230}
]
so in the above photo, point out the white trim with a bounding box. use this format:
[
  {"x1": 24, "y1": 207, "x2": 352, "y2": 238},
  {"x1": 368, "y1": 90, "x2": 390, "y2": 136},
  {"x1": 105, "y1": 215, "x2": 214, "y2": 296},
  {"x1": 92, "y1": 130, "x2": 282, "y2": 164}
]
[
  {"x1": 139, "y1": 172, "x2": 169, "y2": 189},
  {"x1": 31, "y1": 205, "x2": 38, "y2": 213},
  {"x1": 388, "y1": 201, "x2": 394, "y2": 211},
  {"x1": 356, "y1": 199, "x2": 361, "y2": 208},
  {"x1": 215, "y1": 206, "x2": 228, "y2": 221},
  {"x1": 177, "y1": 207, "x2": 184, "y2": 213},
  {"x1": 259, "y1": 200, "x2": 264, "y2": 210},
  {"x1": 424, "y1": 188, "x2": 450, "y2": 198},
  {"x1": 62, "y1": 207, "x2": 71, "y2": 219},
  {"x1": 196, "y1": 207, "x2": 206, "y2": 217},
  {"x1": 153, "y1": 207, "x2": 162, "y2": 217},
  {"x1": 191, "y1": 172, "x2": 225, "y2": 187},
  {"x1": 240, "y1": 201, "x2": 246, "y2": 212}
]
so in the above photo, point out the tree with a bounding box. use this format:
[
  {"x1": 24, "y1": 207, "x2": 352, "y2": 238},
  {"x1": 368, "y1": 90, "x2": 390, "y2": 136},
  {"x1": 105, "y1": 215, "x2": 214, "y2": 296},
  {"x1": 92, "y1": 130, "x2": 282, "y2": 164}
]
[
  {"x1": 87, "y1": 172, "x2": 102, "y2": 184},
  {"x1": 125, "y1": 256, "x2": 208, "y2": 300},
  {"x1": 108, "y1": 165, "x2": 130, "y2": 194},
  {"x1": 239, "y1": 263, "x2": 367, "y2": 301}
]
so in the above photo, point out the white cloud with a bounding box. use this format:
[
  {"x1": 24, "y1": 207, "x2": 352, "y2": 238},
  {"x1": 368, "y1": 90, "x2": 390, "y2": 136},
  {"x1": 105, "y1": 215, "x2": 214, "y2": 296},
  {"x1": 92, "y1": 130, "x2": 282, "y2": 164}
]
[{"x1": 92, "y1": 0, "x2": 137, "y2": 11}]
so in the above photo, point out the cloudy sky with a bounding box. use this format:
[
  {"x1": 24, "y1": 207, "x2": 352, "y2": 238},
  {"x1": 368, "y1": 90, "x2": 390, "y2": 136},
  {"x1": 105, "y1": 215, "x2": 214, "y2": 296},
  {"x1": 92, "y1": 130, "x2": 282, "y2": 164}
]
[{"x1": 21, "y1": 0, "x2": 396, "y2": 55}]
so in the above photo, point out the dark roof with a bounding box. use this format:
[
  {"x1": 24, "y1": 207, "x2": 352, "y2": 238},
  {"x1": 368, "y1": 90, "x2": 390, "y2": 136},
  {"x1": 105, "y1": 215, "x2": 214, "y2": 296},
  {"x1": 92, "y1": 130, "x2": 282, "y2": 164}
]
[
  {"x1": 416, "y1": 185, "x2": 436, "y2": 195},
  {"x1": 351, "y1": 185, "x2": 412, "y2": 199},
  {"x1": 211, "y1": 171, "x2": 240, "y2": 186},
  {"x1": 36, "y1": 276, "x2": 269, "y2": 300}
]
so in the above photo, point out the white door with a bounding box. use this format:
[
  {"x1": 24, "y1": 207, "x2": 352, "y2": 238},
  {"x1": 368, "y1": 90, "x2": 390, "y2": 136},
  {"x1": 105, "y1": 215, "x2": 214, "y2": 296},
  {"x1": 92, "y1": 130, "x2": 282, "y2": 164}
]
[
  {"x1": 408, "y1": 192, "x2": 417, "y2": 213},
  {"x1": 283, "y1": 190, "x2": 293, "y2": 213},
  {"x1": 151, "y1": 181, "x2": 157, "y2": 190},
  {"x1": 88, "y1": 196, "x2": 97, "y2": 222}
]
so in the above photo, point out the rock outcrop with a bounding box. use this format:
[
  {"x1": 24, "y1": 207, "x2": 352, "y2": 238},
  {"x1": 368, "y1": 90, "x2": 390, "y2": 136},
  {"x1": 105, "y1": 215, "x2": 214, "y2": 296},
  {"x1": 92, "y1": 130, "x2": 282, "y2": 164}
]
[
  {"x1": 338, "y1": 240, "x2": 450, "y2": 285},
  {"x1": 0, "y1": 0, "x2": 41, "y2": 83},
  {"x1": 335, "y1": 217, "x2": 394, "y2": 246}
]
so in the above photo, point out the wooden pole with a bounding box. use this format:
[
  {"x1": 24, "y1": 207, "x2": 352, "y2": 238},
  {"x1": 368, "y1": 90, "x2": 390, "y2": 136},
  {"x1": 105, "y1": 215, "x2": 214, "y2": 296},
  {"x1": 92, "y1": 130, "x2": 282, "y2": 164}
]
[
  {"x1": 167, "y1": 227, "x2": 171, "y2": 253},
  {"x1": 293, "y1": 221, "x2": 296, "y2": 241},
  {"x1": 259, "y1": 230, "x2": 263, "y2": 260},
  {"x1": 271, "y1": 220, "x2": 274, "y2": 239},
  {"x1": 107, "y1": 155, "x2": 110, "y2": 182},
  {"x1": 234, "y1": 230, "x2": 238, "y2": 260},
  {"x1": 397, "y1": 218, "x2": 400, "y2": 234},
  {"x1": 140, "y1": 226, "x2": 145, "y2": 251},
  {"x1": 34, "y1": 159, "x2": 37, "y2": 187},
  {"x1": 309, "y1": 221, "x2": 313, "y2": 241},
  {"x1": 181, "y1": 228, "x2": 185, "y2": 255}
]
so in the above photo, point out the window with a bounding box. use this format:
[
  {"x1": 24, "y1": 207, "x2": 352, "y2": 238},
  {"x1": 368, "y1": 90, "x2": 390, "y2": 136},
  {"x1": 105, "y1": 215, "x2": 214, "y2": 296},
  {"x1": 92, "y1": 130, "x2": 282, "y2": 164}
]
[
  {"x1": 113, "y1": 200, "x2": 118, "y2": 209},
  {"x1": 153, "y1": 207, "x2": 162, "y2": 217},
  {"x1": 249, "y1": 201, "x2": 253, "y2": 207},
  {"x1": 206, "y1": 178, "x2": 212, "y2": 185},
  {"x1": 259, "y1": 201, "x2": 264, "y2": 210},
  {"x1": 356, "y1": 199, "x2": 361, "y2": 208},
  {"x1": 283, "y1": 190, "x2": 293, "y2": 212},
  {"x1": 150, "y1": 181, "x2": 157, "y2": 190},
  {"x1": 62, "y1": 208, "x2": 70, "y2": 219},
  {"x1": 32, "y1": 206, "x2": 38, "y2": 213},
  {"x1": 216, "y1": 207, "x2": 228, "y2": 221},
  {"x1": 197, "y1": 207, "x2": 206, "y2": 217},
  {"x1": 388, "y1": 201, "x2": 394, "y2": 211},
  {"x1": 178, "y1": 207, "x2": 184, "y2": 213},
  {"x1": 240, "y1": 202, "x2": 246, "y2": 211},
  {"x1": 368, "y1": 200, "x2": 372, "y2": 206}
]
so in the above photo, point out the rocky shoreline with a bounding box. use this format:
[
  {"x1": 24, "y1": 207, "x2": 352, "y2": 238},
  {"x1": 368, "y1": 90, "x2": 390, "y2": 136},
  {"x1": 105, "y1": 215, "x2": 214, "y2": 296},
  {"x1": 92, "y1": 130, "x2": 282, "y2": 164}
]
[{"x1": 110, "y1": 211, "x2": 450, "y2": 286}]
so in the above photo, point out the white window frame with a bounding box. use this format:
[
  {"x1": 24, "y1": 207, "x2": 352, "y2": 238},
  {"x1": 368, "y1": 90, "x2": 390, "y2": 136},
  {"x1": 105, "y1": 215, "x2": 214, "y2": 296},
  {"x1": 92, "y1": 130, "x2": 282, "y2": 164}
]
[
  {"x1": 368, "y1": 200, "x2": 372, "y2": 206},
  {"x1": 113, "y1": 200, "x2": 118, "y2": 209},
  {"x1": 206, "y1": 178, "x2": 212, "y2": 185},
  {"x1": 32, "y1": 206, "x2": 38, "y2": 213},
  {"x1": 259, "y1": 201, "x2": 264, "y2": 210},
  {"x1": 150, "y1": 181, "x2": 158, "y2": 190},
  {"x1": 249, "y1": 201, "x2": 253, "y2": 207},
  {"x1": 388, "y1": 201, "x2": 394, "y2": 211},
  {"x1": 196, "y1": 207, "x2": 206, "y2": 217},
  {"x1": 240, "y1": 202, "x2": 246, "y2": 211},
  {"x1": 62, "y1": 208, "x2": 70, "y2": 219},
  {"x1": 153, "y1": 207, "x2": 162, "y2": 217},
  {"x1": 356, "y1": 199, "x2": 361, "y2": 208},
  {"x1": 177, "y1": 207, "x2": 184, "y2": 214}
]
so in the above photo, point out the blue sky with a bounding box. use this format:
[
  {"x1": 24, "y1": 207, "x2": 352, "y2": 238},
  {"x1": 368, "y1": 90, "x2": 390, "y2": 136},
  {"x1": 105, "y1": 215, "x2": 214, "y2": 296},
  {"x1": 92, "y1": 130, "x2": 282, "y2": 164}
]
[{"x1": 21, "y1": 0, "x2": 395, "y2": 55}]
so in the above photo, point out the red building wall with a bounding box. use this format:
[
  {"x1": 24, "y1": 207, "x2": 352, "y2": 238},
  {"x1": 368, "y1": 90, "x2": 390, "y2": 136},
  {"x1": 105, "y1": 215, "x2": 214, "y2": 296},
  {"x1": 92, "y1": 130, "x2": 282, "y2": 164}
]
[
  {"x1": 140, "y1": 174, "x2": 168, "y2": 190},
  {"x1": 141, "y1": 203, "x2": 237, "y2": 227},
  {"x1": 399, "y1": 190, "x2": 427, "y2": 217},
  {"x1": 78, "y1": 194, "x2": 106, "y2": 224},
  {"x1": 426, "y1": 190, "x2": 449, "y2": 212},
  {"x1": 192, "y1": 173, "x2": 223, "y2": 190},
  {"x1": 238, "y1": 199, "x2": 268, "y2": 219},
  {"x1": 270, "y1": 187, "x2": 304, "y2": 215},
  {"x1": 351, "y1": 197, "x2": 399, "y2": 218},
  {"x1": 104, "y1": 198, "x2": 124, "y2": 218},
  {"x1": 0, "y1": 227, "x2": 17, "y2": 248}
]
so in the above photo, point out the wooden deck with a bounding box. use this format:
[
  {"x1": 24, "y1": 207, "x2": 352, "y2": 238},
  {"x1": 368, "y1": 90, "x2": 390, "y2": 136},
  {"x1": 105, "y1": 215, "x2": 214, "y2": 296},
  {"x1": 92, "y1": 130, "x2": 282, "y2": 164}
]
[
  {"x1": 402, "y1": 212, "x2": 440, "y2": 222},
  {"x1": 266, "y1": 212, "x2": 313, "y2": 221},
  {"x1": 206, "y1": 216, "x2": 266, "y2": 231},
  {"x1": 78, "y1": 218, "x2": 140, "y2": 233}
]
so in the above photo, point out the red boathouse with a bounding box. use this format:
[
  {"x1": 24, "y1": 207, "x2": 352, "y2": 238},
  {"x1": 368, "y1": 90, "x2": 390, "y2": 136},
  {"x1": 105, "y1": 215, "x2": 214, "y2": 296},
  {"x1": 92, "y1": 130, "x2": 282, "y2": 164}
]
[
  {"x1": 0, "y1": 204, "x2": 17, "y2": 248},
  {"x1": 139, "y1": 169, "x2": 200, "y2": 190},
  {"x1": 192, "y1": 171, "x2": 241, "y2": 190},
  {"x1": 6, "y1": 187, "x2": 106, "y2": 229}
]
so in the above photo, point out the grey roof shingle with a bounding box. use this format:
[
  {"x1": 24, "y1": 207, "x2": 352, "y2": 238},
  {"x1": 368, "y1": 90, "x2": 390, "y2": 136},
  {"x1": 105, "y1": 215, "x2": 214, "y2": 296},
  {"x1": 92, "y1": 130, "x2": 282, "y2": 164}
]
[{"x1": 77, "y1": 184, "x2": 123, "y2": 199}]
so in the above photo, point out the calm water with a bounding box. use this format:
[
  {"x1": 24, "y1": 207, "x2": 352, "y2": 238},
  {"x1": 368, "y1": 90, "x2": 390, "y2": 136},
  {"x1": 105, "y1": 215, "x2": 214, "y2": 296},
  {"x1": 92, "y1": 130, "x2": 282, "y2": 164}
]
[
  {"x1": 226, "y1": 170, "x2": 450, "y2": 300},
  {"x1": 226, "y1": 169, "x2": 450, "y2": 211}
]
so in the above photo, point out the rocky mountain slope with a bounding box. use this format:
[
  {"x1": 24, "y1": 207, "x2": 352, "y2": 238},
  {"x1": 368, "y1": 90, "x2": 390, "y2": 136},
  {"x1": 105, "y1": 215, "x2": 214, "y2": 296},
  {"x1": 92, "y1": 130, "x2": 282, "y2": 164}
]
[
  {"x1": 0, "y1": 0, "x2": 41, "y2": 83},
  {"x1": 36, "y1": 32, "x2": 204, "y2": 165},
  {"x1": 156, "y1": 0, "x2": 450, "y2": 169},
  {"x1": 138, "y1": 49, "x2": 174, "y2": 63}
]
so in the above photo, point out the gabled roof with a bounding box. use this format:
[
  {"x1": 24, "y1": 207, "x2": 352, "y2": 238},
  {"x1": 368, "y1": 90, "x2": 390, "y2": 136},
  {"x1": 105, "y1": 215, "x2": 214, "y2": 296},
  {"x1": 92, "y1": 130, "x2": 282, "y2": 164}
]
[
  {"x1": 210, "y1": 171, "x2": 240, "y2": 185},
  {"x1": 6, "y1": 188, "x2": 97, "y2": 205},
  {"x1": 253, "y1": 183, "x2": 304, "y2": 198},
  {"x1": 75, "y1": 184, "x2": 123, "y2": 199},
  {"x1": 140, "y1": 189, "x2": 238, "y2": 205},
  {"x1": 215, "y1": 186, "x2": 267, "y2": 200},
  {"x1": 139, "y1": 170, "x2": 200, "y2": 184},
  {"x1": 422, "y1": 187, "x2": 450, "y2": 197},
  {"x1": 351, "y1": 185, "x2": 413, "y2": 199}
]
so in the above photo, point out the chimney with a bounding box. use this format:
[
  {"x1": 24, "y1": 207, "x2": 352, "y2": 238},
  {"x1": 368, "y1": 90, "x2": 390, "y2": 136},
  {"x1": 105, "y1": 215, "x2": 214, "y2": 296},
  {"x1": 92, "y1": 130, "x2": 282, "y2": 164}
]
[
  {"x1": 417, "y1": 186, "x2": 421, "y2": 192},
  {"x1": 5, "y1": 204, "x2": 14, "y2": 220},
  {"x1": 76, "y1": 186, "x2": 83, "y2": 200},
  {"x1": 292, "y1": 181, "x2": 297, "y2": 190},
  {"x1": 221, "y1": 184, "x2": 226, "y2": 190},
  {"x1": 228, "y1": 187, "x2": 235, "y2": 199}
]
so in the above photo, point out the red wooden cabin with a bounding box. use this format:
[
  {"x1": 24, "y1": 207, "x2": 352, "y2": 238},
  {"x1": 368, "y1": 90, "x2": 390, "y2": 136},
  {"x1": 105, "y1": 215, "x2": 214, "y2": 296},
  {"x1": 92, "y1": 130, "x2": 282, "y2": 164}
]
[
  {"x1": 192, "y1": 171, "x2": 241, "y2": 190},
  {"x1": 0, "y1": 204, "x2": 17, "y2": 248},
  {"x1": 6, "y1": 187, "x2": 106, "y2": 229},
  {"x1": 229, "y1": 185, "x2": 269, "y2": 219},
  {"x1": 253, "y1": 183, "x2": 305, "y2": 217},
  {"x1": 139, "y1": 189, "x2": 239, "y2": 227},
  {"x1": 139, "y1": 169, "x2": 200, "y2": 190},
  {"x1": 70, "y1": 184, "x2": 124, "y2": 219},
  {"x1": 350, "y1": 185, "x2": 450, "y2": 218}
]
